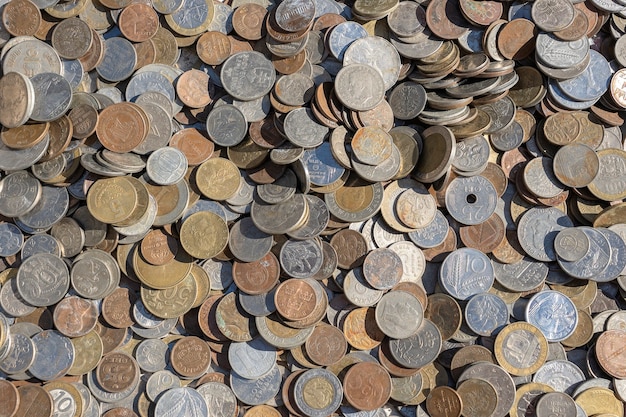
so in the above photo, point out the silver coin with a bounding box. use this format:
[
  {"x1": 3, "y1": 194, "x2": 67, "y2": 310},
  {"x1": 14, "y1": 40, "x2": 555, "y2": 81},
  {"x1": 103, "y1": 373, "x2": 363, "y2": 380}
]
[
  {"x1": 388, "y1": 319, "x2": 442, "y2": 369},
  {"x1": 155, "y1": 387, "x2": 207, "y2": 417},
  {"x1": 0, "y1": 171, "x2": 41, "y2": 218},
  {"x1": 200, "y1": 259, "x2": 233, "y2": 291},
  {"x1": 221, "y1": 51, "x2": 276, "y2": 101},
  {"x1": 492, "y1": 257, "x2": 549, "y2": 292},
  {"x1": 239, "y1": 287, "x2": 277, "y2": 317},
  {"x1": 375, "y1": 290, "x2": 423, "y2": 339},
  {"x1": 288, "y1": 194, "x2": 329, "y2": 240},
  {"x1": 145, "y1": 370, "x2": 181, "y2": 402},
  {"x1": 48, "y1": 388, "x2": 77, "y2": 417},
  {"x1": 17, "y1": 253, "x2": 69, "y2": 307},
  {"x1": 557, "y1": 49, "x2": 610, "y2": 100},
  {"x1": 594, "y1": 228, "x2": 626, "y2": 282},
  {"x1": 490, "y1": 121, "x2": 524, "y2": 152},
  {"x1": 526, "y1": 290, "x2": 578, "y2": 342},
  {"x1": 228, "y1": 337, "x2": 277, "y2": 380},
  {"x1": 554, "y1": 228, "x2": 590, "y2": 262},
  {"x1": 72, "y1": 206, "x2": 107, "y2": 247},
  {"x1": 327, "y1": 21, "x2": 368, "y2": 60},
  {"x1": 547, "y1": 78, "x2": 599, "y2": 110},
  {"x1": 50, "y1": 217, "x2": 84, "y2": 258},
  {"x1": 391, "y1": 30, "x2": 443, "y2": 59},
  {"x1": 131, "y1": 317, "x2": 178, "y2": 339},
  {"x1": 517, "y1": 206, "x2": 573, "y2": 262},
  {"x1": 535, "y1": 33, "x2": 588, "y2": 70},
  {"x1": 334, "y1": 63, "x2": 385, "y2": 111},
  {"x1": 445, "y1": 175, "x2": 498, "y2": 225},
  {"x1": 343, "y1": 267, "x2": 384, "y2": 307},
  {"x1": 344, "y1": 36, "x2": 401, "y2": 91},
  {"x1": 388, "y1": 81, "x2": 427, "y2": 121},
  {"x1": 452, "y1": 135, "x2": 490, "y2": 174},
  {"x1": 255, "y1": 314, "x2": 314, "y2": 349},
  {"x1": 206, "y1": 104, "x2": 247, "y2": 147},
  {"x1": 280, "y1": 238, "x2": 323, "y2": 278},
  {"x1": 531, "y1": 0, "x2": 575, "y2": 31},
  {"x1": 0, "y1": 278, "x2": 36, "y2": 317},
  {"x1": 257, "y1": 169, "x2": 297, "y2": 204},
  {"x1": 230, "y1": 364, "x2": 282, "y2": 405},
  {"x1": 0, "y1": 222, "x2": 23, "y2": 257},
  {"x1": 301, "y1": 143, "x2": 345, "y2": 187},
  {"x1": 250, "y1": 194, "x2": 308, "y2": 235},
  {"x1": 293, "y1": 368, "x2": 343, "y2": 417},
  {"x1": 408, "y1": 210, "x2": 449, "y2": 249},
  {"x1": 557, "y1": 227, "x2": 611, "y2": 280},
  {"x1": 16, "y1": 185, "x2": 69, "y2": 231},
  {"x1": 207, "y1": 3, "x2": 234, "y2": 33},
  {"x1": 351, "y1": 142, "x2": 401, "y2": 182},
  {"x1": 284, "y1": 107, "x2": 329, "y2": 148},
  {"x1": 440, "y1": 248, "x2": 494, "y2": 300},
  {"x1": 391, "y1": 373, "x2": 423, "y2": 403},
  {"x1": 228, "y1": 216, "x2": 273, "y2": 263},
  {"x1": 135, "y1": 338, "x2": 168, "y2": 373},
  {"x1": 133, "y1": 299, "x2": 163, "y2": 329},
  {"x1": 387, "y1": 1, "x2": 426, "y2": 37},
  {"x1": 478, "y1": 96, "x2": 516, "y2": 135},
  {"x1": 29, "y1": 330, "x2": 74, "y2": 381},
  {"x1": 0, "y1": 132, "x2": 49, "y2": 171},
  {"x1": 533, "y1": 360, "x2": 586, "y2": 395},
  {"x1": 61, "y1": 58, "x2": 84, "y2": 91},
  {"x1": 74, "y1": 249, "x2": 120, "y2": 298},
  {"x1": 2, "y1": 39, "x2": 62, "y2": 78},
  {"x1": 96, "y1": 37, "x2": 138, "y2": 82},
  {"x1": 457, "y1": 362, "x2": 516, "y2": 417},
  {"x1": 146, "y1": 147, "x2": 187, "y2": 186},
  {"x1": 0, "y1": 333, "x2": 35, "y2": 374},
  {"x1": 133, "y1": 102, "x2": 174, "y2": 155},
  {"x1": 274, "y1": 73, "x2": 314, "y2": 107},
  {"x1": 465, "y1": 292, "x2": 509, "y2": 337},
  {"x1": 388, "y1": 241, "x2": 426, "y2": 284},
  {"x1": 196, "y1": 382, "x2": 238, "y2": 417}
]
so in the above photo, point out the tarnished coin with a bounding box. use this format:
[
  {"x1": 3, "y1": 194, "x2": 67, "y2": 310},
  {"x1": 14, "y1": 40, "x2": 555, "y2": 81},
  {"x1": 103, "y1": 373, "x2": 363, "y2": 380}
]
[{"x1": 554, "y1": 228, "x2": 590, "y2": 262}]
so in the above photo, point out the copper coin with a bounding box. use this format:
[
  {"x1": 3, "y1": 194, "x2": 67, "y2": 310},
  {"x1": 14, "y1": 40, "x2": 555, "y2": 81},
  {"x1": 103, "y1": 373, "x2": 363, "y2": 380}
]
[
  {"x1": 481, "y1": 162, "x2": 508, "y2": 198},
  {"x1": 140, "y1": 229, "x2": 179, "y2": 266},
  {"x1": 101, "y1": 287, "x2": 136, "y2": 329},
  {"x1": 170, "y1": 336, "x2": 212, "y2": 379},
  {"x1": 94, "y1": 320, "x2": 127, "y2": 354},
  {"x1": 426, "y1": 386, "x2": 463, "y2": 417},
  {"x1": 342, "y1": 307, "x2": 386, "y2": 351},
  {"x1": 272, "y1": 50, "x2": 306, "y2": 74},
  {"x1": 103, "y1": 408, "x2": 139, "y2": 417},
  {"x1": 274, "y1": 279, "x2": 317, "y2": 321},
  {"x1": 249, "y1": 118, "x2": 286, "y2": 149},
  {"x1": 51, "y1": 17, "x2": 93, "y2": 60},
  {"x1": 198, "y1": 295, "x2": 229, "y2": 342},
  {"x1": 1, "y1": 0, "x2": 41, "y2": 37},
  {"x1": 134, "y1": 40, "x2": 157, "y2": 69},
  {"x1": 554, "y1": 8, "x2": 588, "y2": 41},
  {"x1": 232, "y1": 251, "x2": 280, "y2": 295},
  {"x1": 97, "y1": 352, "x2": 139, "y2": 393},
  {"x1": 426, "y1": 0, "x2": 468, "y2": 40},
  {"x1": 330, "y1": 229, "x2": 368, "y2": 269},
  {"x1": 492, "y1": 229, "x2": 526, "y2": 264},
  {"x1": 169, "y1": 128, "x2": 215, "y2": 166},
  {"x1": 459, "y1": 0, "x2": 502, "y2": 26},
  {"x1": 595, "y1": 329, "x2": 626, "y2": 379},
  {"x1": 497, "y1": 19, "x2": 537, "y2": 60},
  {"x1": 459, "y1": 212, "x2": 505, "y2": 253},
  {"x1": 79, "y1": 29, "x2": 105, "y2": 72},
  {"x1": 176, "y1": 69, "x2": 213, "y2": 109},
  {"x1": 424, "y1": 293, "x2": 462, "y2": 340},
  {"x1": 14, "y1": 385, "x2": 52, "y2": 417},
  {"x1": 247, "y1": 161, "x2": 286, "y2": 184},
  {"x1": 196, "y1": 31, "x2": 232, "y2": 65},
  {"x1": 1, "y1": 123, "x2": 49, "y2": 150},
  {"x1": 232, "y1": 3, "x2": 267, "y2": 41},
  {"x1": 0, "y1": 380, "x2": 19, "y2": 417},
  {"x1": 450, "y1": 345, "x2": 495, "y2": 380},
  {"x1": 305, "y1": 323, "x2": 347, "y2": 366},
  {"x1": 53, "y1": 295, "x2": 99, "y2": 338},
  {"x1": 96, "y1": 103, "x2": 147, "y2": 153},
  {"x1": 118, "y1": 3, "x2": 159, "y2": 42},
  {"x1": 343, "y1": 362, "x2": 392, "y2": 411}
]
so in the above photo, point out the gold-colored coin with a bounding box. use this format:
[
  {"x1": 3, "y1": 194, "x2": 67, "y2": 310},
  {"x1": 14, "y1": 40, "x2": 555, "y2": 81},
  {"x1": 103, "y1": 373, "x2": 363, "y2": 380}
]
[
  {"x1": 45, "y1": 0, "x2": 87, "y2": 18},
  {"x1": 227, "y1": 137, "x2": 269, "y2": 169},
  {"x1": 562, "y1": 310, "x2": 593, "y2": 348},
  {"x1": 179, "y1": 211, "x2": 229, "y2": 259},
  {"x1": 511, "y1": 383, "x2": 554, "y2": 417},
  {"x1": 494, "y1": 322, "x2": 548, "y2": 376},
  {"x1": 133, "y1": 246, "x2": 193, "y2": 289},
  {"x1": 448, "y1": 109, "x2": 492, "y2": 139},
  {"x1": 141, "y1": 271, "x2": 198, "y2": 319},
  {"x1": 244, "y1": 405, "x2": 282, "y2": 417},
  {"x1": 164, "y1": 0, "x2": 214, "y2": 36},
  {"x1": 195, "y1": 157, "x2": 241, "y2": 201},
  {"x1": 67, "y1": 329, "x2": 103, "y2": 376},
  {"x1": 1, "y1": 122, "x2": 49, "y2": 150},
  {"x1": 190, "y1": 263, "x2": 211, "y2": 308},
  {"x1": 87, "y1": 177, "x2": 138, "y2": 224},
  {"x1": 116, "y1": 176, "x2": 151, "y2": 227},
  {"x1": 575, "y1": 388, "x2": 624, "y2": 417},
  {"x1": 117, "y1": 335, "x2": 141, "y2": 357},
  {"x1": 0, "y1": 268, "x2": 17, "y2": 286},
  {"x1": 42, "y1": 381, "x2": 83, "y2": 417}
]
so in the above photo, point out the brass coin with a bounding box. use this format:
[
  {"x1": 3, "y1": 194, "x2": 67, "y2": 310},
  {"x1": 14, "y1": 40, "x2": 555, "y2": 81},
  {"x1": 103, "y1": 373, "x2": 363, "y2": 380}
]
[
  {"x1": 195, "y1": 157, "x2": 241, "y2": 201},
  {"x1": 179, "y1": 211, "x2": 229, "y2": 259}
]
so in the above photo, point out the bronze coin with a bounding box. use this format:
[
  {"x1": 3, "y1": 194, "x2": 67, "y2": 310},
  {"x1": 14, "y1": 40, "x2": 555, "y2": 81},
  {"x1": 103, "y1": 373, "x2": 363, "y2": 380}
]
[
  {"x1": 0, "y1": 380, "x2": 19, "y2": 417},
  {"x1": 282, "y1": 369, "x2": 306, "y2": 416},
  {"x1": 53, "y1": 295, "x2": 99, "y2": 338},
  {"x1": 1, "y1": 0, "x2": 41, "y2": 37},
  {"x1": 79, "y1": 29, "x2": 105, "y2": 72},
  {"x1": 426, "y1": 0, "x2": 468, "y2": 40},
  {"x1": 450, "y1": 345, "x2": 495, "y2": 380},
  {"x1": 492, "y1": 229, "x2": 526, "y2": 264},
  {"x1": 215, "y1": 292, "x2": 255, "y2": 342},
  {"x1": 595, "y1": 329, "x2": 626, "y2": 379},
  {"x1": 134, "y1": 40, "x2": 158, "y2": 69},
  {"x1": 459, "y1": 212, "x2": 505, "y2": 253},
  {"x1": 103, "y1": 408, "x2": 139, "y2": 417},
  {"x1": 68, "y1": 104, "x2": 98, "y2": 140},
  {"x1": 426, "y1": 386, "x2": 462, "y2": 417},
  {"x1": 232, "y1": 251, "x2": 280, "y2": 295},
  {"x1": 343, "y1": 362, "x2": 392, "y2": 411},
  {"x1": 170, "y1": 336, "x2": 212, "y2": 379},
  {"x1": 1, "y1": 122, "x2": 49, "y2": 150},
  {"x1": 94, "y1": 320, "x2": 127, "y2": 354},
  {"x1": 198, "y1": 295, "x2": 229, "y2": 342},
  {"x1": 196, "y1": 31, "x2": 232, "y2": 65},
  {"x1": 176, "y1": 69, "x2": 214, "y2": 109},
  {"x1": 497, "y1": 19, "x2": 537, "y2": 60},
  {"x1": 459, "y1": 0, "x2": 502, "y2": 26},
  {"x1": 329, "y1": 229, "x2": 368, "y2": 269},
  {"x1": 232, "y1": 3, "x2": 267, "y2": 41},
  {"x1": 118, "y1": 3, "x2": 159, "y2": 42},
  {"x1": 140, "y1": 229, "x2": 179, "y2": 266},
  {"x1": 275, "y1": 279, "x2": 318, "y2": 321},
  {"x1": 272, "y1": 50, "x2": 306, "y2": 74},
  {"x1": 96, "y1": 352, "x2": 139, "y2": 393},
  {"x1": 14, "y1": 385, "x2": 52, "y2": 417},
  {"x1": 249, "y1": 118, "x2": 286, "y2": 149},
  {"x1": 169, "y1": 128, "x2": 215, "y2": 166},
  {"x1": 342, "y1": 307, "x2": 385, "y2": 351},
  {"x1": 424, "y1": 293, "x2": 462, "y2": 340},
  {"x1": 101, "y1": 287, "x2": 136, "y2": 329},
  {"x1": 305, "y1": 323, "x2": 347, "y2": 366},
  {"x1": 96, "y1": 103, "x2": 147, "y2": 153}
]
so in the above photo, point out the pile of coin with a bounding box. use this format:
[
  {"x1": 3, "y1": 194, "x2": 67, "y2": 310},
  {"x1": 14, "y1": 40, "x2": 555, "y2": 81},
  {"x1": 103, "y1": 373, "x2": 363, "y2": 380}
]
[{"x1": 2, "y1": 0, "x2": 626, "y2": 414}]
